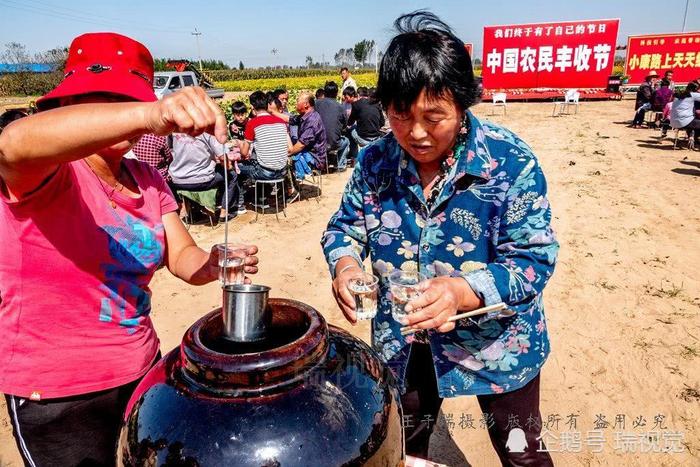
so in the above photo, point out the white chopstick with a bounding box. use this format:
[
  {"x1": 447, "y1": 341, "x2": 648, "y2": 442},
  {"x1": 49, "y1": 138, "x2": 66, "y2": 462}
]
[{"x1": 399, "y1": 302, "x2": 507, "y2": 336}]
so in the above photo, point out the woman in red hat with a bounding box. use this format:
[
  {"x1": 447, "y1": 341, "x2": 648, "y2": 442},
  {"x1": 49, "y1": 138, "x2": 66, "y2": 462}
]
[{"x1": 0, "y1": 32, "x2": 258, "y2": 465}]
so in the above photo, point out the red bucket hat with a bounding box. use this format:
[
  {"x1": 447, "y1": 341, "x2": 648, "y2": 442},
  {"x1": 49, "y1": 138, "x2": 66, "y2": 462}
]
[{"x1": 36, "y1": 32, "x2": 156, "y2": 110}]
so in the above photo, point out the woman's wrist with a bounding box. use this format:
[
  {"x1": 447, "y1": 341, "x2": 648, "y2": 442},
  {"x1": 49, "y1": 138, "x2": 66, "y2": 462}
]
[
  {"x1": 335, "y1": 258, "x2": 363, "y2": 278},
  {"x1": 453, "y1": 277, "x2": 483, "y2": 311},
  {"x1": 139, "y1": 101, "x2": 160, "y2": 136},
  {"x1": 337, "y1": 263, "x2": 362, "y2": 276}
]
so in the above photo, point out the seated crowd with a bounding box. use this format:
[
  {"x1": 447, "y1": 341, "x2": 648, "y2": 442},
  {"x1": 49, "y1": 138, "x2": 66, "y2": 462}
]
[
  {"x1": 631, "y1": 70, "x2": 700, "y2": 147},
  {"x1": 130, "y1": 69, "x2": 387, "y2": 222}
]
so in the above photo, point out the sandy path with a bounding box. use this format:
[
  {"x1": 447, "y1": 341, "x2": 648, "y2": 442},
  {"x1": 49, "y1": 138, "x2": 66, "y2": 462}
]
[{"x1": 1, "y1": 100, "x2": 698, "y2": 467}]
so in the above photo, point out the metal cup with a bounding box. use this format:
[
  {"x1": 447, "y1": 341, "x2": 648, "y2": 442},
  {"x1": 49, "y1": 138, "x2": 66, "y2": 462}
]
[{"x1": 222, "y1": 284, "x2": 272, "y2": 342}]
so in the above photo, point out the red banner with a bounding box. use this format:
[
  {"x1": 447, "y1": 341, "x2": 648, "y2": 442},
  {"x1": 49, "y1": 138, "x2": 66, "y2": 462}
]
[
  {"x1": 625, "y1": 32, "x2": 700, "y2": 84},
  {"x1": 482, "y1": 19, "x2": 619, "y2": 89}
]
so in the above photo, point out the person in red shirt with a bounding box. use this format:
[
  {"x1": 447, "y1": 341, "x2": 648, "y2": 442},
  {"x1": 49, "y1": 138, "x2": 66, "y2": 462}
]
[
  {"x1": 0, "y1": 32, "x2": 258, "y2": 466},
  {"x1": 239, "y1": 90, "x2": 294, "y2": 199}
]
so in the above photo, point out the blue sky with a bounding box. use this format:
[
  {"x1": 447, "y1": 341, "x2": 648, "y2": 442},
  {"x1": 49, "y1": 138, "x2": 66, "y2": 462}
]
[{"x1": 1, "y1": 0, "x2": 698, "y2": 67}]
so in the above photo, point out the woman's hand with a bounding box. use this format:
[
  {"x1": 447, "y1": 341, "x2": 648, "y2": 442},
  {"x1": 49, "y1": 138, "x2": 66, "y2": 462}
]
[
  {"x1": 331, "y1": 260, "x2": 364, "y2": 325},
  {"x1": 208, "y1": 244, "x2": 259, "y2": 284},
  {"x1": 403, "y1": 277, "x2": 483, "y2": 333},
  {"x1": 144, "y1": 86, "x2": 228, "y2": 144}
]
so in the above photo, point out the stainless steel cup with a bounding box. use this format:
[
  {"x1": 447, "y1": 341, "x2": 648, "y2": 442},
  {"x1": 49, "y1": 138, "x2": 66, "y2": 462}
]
[{"x1": 222, "y1": 284, "x2": 271, "y2": 342}]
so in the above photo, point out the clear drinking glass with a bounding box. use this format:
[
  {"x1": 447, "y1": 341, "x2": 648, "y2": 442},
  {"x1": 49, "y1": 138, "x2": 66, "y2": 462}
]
[
  {"x1": 216, "y1": 244, "x2": 247, "y2": 286},
  {"x1": 388, "y1": 270, "x2": 426, "y2": 324},
  {"x1": 347, "y1": 273, "x2": 379, "y2": 320}
]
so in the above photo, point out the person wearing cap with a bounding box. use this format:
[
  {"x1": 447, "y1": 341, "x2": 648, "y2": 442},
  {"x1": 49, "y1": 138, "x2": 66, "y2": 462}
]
[
  {"x1": 631, "y1": 70, "x2": 659, "y2": 128},
  {"x1": 0, "y1": 32, "x2": 258, "y2": 465}
]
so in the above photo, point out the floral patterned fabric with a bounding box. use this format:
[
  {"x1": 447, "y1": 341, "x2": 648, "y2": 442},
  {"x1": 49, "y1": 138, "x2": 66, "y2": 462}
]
[{"x1": 321, "y1": 111, "x2": 559, "y2": 397}]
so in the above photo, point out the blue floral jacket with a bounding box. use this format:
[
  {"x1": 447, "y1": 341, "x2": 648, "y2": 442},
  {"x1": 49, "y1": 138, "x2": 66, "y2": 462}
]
[{"x1": 321, "y1": 111, "x2": 559, "y2": 397}]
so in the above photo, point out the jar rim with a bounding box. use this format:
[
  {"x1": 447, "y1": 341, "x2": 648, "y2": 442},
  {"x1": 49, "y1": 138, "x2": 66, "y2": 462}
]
[{"x1": 180, "y1": 298, "x2": 329, "y2": 397}]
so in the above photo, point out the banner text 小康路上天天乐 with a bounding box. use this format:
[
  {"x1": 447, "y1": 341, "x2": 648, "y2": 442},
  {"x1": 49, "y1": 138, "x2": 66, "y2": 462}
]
[{"x1": 625, "y1": 32, "x2": 700, "y2": 85}]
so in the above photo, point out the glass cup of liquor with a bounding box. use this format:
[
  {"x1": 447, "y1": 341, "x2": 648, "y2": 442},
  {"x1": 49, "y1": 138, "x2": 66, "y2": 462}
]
[
  {"x1": 388, "y1": 270, "x2": 426, "y2": 324},
  {"x1": 215, "y1": 243, "x2": 247, "y2": 286},
  {"x1": 347, "y1": 272, "x2": 379, "y2": 320}
]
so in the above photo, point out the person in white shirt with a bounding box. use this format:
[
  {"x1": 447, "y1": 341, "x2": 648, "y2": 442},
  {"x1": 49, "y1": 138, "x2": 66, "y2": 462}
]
[
  {"x1": 340, "y1": 67, "x2": 358, "y2": 93},
  {"x1": 665, "y1": 80, "x2": 700, "y2": 143}
]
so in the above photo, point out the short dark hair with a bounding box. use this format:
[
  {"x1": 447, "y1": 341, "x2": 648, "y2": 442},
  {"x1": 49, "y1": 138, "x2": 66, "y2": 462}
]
[
  {"x1": 368, "y1": 87, "x2": 379, "y2": 104},
  {"x1": 357, "y1": 86, "x2": 369, "y2": 97},
  {"x1": 273, "y1": 88, "x2": 287, "y2": 98},
  {"x1": 249, "y1": 90, "x2": 268, "y2": 111},
  {"x1": 231, "y1": 101, "x2": 247, "y2": 115},
  {"x1": 324, "y1": 80, "x2": 339, "y2": 99},
  {"x1": 660, "y1": 78, "x2": 671, "y2": 87},
  {"x1": 376, "y1": 10, "x2": 478, "y2": 113},
  {"x1": 340, "y1": 67, "x2": 349, "y2": 73},
  {"x1": 665, "y1": 70, "x2": 673, "y2": 76},
  {"x1": 0, "y1": 109, "x2": 29, "y2": 132},
  {"x1": 681, "y1": 80, "x2": 699, "y2": 98},
  {"x1": 342, "y1": 86, "x2": 357, "y2": 98},
  {"x1": 265, "y1": 91, "x2": 282, "y2": 110},
  {"x1": 315, "y1": 88, "x2": 325, "y2": 99}
]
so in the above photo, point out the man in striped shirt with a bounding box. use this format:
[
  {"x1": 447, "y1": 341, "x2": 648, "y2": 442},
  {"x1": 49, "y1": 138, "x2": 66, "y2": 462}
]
[{"x1": 239, "y1": 91, "x2": 295, "y2": 199}]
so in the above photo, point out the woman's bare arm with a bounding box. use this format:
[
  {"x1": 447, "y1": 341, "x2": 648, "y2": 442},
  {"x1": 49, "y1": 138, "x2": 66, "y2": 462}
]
[
  {"x1": 161, "y1": 211, "x2": 258, "y2": 285},
  {"x1": 0, "y1": 87, "x2": 227, "y2": 200}
]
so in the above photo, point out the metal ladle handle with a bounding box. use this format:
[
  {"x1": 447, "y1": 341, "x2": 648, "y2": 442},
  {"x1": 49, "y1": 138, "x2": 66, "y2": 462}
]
[{"x1": 221, "y1": 142, "x2": 230, "y2": 287}]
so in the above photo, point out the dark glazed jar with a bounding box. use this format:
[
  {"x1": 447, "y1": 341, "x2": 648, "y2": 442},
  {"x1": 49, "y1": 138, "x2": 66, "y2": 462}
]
[{"x1": 117, "y1": 298, "x2": 405, "y2": 466}]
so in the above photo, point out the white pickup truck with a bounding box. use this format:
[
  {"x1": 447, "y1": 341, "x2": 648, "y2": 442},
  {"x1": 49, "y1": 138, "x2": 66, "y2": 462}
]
[{"x1": 153, "y1": 71, "x2": 225, "y2": 100}]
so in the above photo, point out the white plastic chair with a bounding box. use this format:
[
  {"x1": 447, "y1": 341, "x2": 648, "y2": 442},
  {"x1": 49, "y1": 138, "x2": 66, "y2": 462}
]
[
  {"x1": 552, "y1": 90, "x2": 580, "y2": 116},
  {"x1": 491, "y1": 93, "x2": 507, "y2": 115}
]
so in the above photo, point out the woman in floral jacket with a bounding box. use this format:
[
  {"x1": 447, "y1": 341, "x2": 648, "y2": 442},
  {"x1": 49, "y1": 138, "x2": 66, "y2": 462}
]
[{"x1": 322, "y1": 12, "x2": 558, "y2": 465}]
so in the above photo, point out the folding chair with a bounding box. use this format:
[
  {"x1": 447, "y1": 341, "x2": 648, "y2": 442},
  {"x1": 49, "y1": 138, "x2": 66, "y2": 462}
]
[
  {"x1": 644, "y1": 110, "x2": 664, "y2": 129},
  {"x1": 290, "y1": 154, "x2": 322, "y2": 202},
  {"x1": 177, "y1": 189, "x2": 218, "y2": 229}
]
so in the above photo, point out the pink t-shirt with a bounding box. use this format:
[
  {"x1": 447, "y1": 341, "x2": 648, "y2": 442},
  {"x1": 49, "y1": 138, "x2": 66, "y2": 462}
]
[{"x1": 0, "y1": 158, "x2": 178, "y2": 399}]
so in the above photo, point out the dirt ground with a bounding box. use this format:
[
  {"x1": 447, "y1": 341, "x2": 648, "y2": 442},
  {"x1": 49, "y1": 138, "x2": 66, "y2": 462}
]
[{"x1": 1, "y1": 100, "x2": 699, "y2": 466}]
